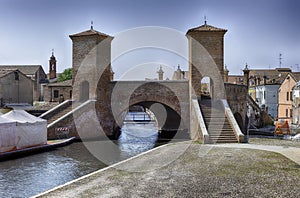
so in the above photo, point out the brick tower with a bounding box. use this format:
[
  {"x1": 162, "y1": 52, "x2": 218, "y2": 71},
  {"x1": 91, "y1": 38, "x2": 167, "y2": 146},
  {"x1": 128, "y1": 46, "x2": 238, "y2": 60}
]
[
  {"x1": 186, "y1": 20, "x2": 227, "y2": 100},
  {"x1": 49, "y1": 51, "x2": 57, "y2": 80},
  {"x1": 69, "y1": 24, "x2": 115, "y2": 137},
  {"x1": 69, "y1": 24, "x2": 113, "y2": 100}
]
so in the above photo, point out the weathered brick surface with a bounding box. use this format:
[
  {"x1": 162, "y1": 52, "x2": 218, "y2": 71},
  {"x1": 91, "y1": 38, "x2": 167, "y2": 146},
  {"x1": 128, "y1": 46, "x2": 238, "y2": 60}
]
[
  {"x1": 110, "y1": 81, "x2": 190, "y2": 132},
  {"x1": 225, "y1": 83, "x2": 248, "y2": 133},
  {"x1": 187, "y1": 30, "x2": 226, "y2": 100},
  {"x1": 43, "y1": 86, "x2": 72, "y2": 102}
]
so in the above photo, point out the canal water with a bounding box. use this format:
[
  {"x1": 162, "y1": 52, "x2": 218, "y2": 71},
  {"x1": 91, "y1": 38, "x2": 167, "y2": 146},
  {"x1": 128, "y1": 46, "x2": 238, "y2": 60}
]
[{"x1": 0, "y1": 122, "x2": 161, "y2": 197}]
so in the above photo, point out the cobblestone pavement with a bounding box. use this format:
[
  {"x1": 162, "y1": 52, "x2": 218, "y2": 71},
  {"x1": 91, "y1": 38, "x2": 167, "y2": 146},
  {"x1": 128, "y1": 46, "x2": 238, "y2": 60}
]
[
  {"x1": 213, "y1": 143, "x2": 300, "y2": 165},
  {"x1": 35, "y1": 141, "x2": 300, "y2": 198}
]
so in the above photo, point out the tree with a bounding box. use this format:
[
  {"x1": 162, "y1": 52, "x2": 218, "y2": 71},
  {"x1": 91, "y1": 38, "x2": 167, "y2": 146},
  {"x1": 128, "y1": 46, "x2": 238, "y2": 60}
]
[{"x1": 58, "y1": 68, "x2": 72, "y2": 82}]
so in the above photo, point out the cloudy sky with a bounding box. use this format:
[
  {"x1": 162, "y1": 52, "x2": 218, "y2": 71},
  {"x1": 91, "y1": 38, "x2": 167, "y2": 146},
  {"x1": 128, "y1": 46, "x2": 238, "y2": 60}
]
[{"x1": 0, "y1": 0, "x2": 299, "y2": 79}]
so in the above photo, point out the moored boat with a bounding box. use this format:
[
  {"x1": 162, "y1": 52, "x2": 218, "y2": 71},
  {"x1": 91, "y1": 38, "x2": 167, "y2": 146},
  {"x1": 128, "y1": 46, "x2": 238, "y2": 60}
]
[{"x1": 0, "y1": 137, "x2": 76, "y2": 161}]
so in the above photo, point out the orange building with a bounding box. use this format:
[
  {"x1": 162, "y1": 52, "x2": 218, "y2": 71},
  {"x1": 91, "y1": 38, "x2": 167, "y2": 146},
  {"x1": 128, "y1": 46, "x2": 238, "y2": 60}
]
[{"x1": 278, "y1": 73, "x2": 300, "y2": 122}]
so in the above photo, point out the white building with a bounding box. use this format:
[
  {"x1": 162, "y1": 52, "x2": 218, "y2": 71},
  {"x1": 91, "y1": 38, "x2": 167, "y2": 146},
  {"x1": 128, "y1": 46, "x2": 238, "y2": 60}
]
[
  {"x1": 255, "y1": 84, "x2": 280, "y2": 119},
  {"x1": 292, "y1": 82, "x2": 300, "y2": 124}
]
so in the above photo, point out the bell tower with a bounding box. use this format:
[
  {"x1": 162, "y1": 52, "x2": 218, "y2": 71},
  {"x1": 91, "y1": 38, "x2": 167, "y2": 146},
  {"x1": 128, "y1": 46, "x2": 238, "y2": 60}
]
[{"x1": 49, "y1": 50, "x2": 57, "y2": 80}]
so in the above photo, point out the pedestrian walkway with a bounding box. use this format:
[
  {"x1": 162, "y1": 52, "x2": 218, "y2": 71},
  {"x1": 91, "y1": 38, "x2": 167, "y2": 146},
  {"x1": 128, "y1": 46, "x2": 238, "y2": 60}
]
[
  {"x1": 213, "y1": 143, "x2": 300, "y2": 165},
  {"x1": 33, "y1": 141, "x2": 300, "y2": 198}
]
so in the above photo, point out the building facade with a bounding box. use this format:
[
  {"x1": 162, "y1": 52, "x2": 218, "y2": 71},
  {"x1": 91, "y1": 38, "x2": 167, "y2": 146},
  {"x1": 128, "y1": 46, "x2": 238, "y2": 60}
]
[
  {"x1": 0, "y1": 69, "x2": 33, "y2": 105},
  {"x1": 255, "y1": 84, "x2": 280, "y2": 119},
  {"x1": 43, "y1": 80, "x2": 72, "y2": 102},
  {"x1": 292, "y1": 82, "x2": 300, "y2": 124},
  {"x1": 278, "y1": 73, "x2": 299, "y2": 122},
  {"x1": 0, "y1": 65, "x2": 47, "y2": 101}
]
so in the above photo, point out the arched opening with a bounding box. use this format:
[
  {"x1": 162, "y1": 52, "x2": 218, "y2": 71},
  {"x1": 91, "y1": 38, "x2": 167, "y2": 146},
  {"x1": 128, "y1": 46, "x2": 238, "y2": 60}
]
[
  {"x1": 116, "y1": 101, "x2": 187, "y2": 158},
  {"x1": 80, "y1": 81, "x2": 89, "y2": 102},
  {"x1": 234, "y1": 112, "x2": 244, "y2": 133},
  {"x1": 118, "y1": 104, "x2": 159, "y2": 158},
  {"x1": 201, "y1": 76, "x2": 214, "y2": 99}
]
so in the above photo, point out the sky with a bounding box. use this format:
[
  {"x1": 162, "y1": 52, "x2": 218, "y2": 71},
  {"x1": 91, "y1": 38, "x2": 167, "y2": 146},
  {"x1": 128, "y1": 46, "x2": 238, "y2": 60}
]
[{"x1": 0, "y1": 0, "x2": 299, "y2": 79}]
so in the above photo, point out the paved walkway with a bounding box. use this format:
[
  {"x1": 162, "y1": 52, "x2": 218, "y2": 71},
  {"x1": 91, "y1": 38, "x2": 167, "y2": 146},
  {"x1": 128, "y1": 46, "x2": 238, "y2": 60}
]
[
  {"x1": 33, "y1": 142, "x2": 300, "y2": 197},
  {"x1": 213, "y1": 143, "x2": 300, "y2": 165}
]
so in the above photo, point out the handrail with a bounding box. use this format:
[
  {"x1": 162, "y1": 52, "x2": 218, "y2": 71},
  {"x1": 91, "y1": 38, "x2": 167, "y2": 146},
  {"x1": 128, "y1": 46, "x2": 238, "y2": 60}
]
[
  {"x1": 47, "y1": 100, "x2": 95, "y2": 128},
  {"x1": 221, "y1": 99, "x2": 245, "y2": 143},
  {"x1": 39, "y1": 100, "x2": 71, "y2": 119},
  {"x1": 247, "y1": 95, "x2": 260, "y2": 112},
  {"x1": 192, "y1": 98, "x2": 210, "y2": 143}
]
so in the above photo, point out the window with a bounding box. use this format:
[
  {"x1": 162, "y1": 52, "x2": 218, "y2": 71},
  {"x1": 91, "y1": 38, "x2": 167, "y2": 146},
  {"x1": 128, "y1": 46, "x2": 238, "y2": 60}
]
[
  {"x1": 290, "y1": 109, "x2": 293, "y2": 118},
  {"x1": 287, "y1": 92, "x2": 289, "y2": 101},
  {"x1": 14, "y1": 71, "x2": 19, "y2": 80},
  {"x1": 69, "y1": 90, "x2": 72, "y2": 99},
  {"x1": 263, "y1": 91, "x2": 266, "y2": 99},
  {"x1": 290, "y1": 91, "x2": 293, "y2": 101},
  {"x1": 54, "y1": 90, "x2": 59, "y2": 98},
  {"x1": 286, "y1": 109, "x2": 289, "y2": 117}
]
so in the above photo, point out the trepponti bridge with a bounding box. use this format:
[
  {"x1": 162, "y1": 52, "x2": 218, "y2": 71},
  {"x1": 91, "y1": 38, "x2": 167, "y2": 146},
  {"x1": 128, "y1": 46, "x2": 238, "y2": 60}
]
[{"x1": 43, "y1": 22, "x2": 248, "y2": 143}]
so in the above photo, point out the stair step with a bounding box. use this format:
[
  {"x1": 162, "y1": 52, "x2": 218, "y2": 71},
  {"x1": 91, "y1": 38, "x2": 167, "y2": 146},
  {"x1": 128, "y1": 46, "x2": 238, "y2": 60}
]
[
  {"x1": 209, "y1": 135, "x2": 236, "y2": 138},
  {"x1": 46, "y1": 102, "x2": 79, "y2": 124},
  {"x1": 200, "y1": 98, "x2": 239, "y2": 143}
]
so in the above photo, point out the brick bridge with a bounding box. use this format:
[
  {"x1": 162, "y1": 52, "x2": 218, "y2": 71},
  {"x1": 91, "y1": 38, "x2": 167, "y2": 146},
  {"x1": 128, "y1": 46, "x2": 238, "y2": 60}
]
[{"x1": 44, "y1": 22, "x2": 248, "y2": 143}]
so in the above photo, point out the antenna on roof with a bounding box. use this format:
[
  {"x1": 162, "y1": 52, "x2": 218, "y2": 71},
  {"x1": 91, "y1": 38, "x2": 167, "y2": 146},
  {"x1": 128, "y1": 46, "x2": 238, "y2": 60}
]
[
  {"x1": 204, "y1": 16, "x2": 207, "y2": 25},
  {"x1": 51, "y1": 49, "x2": 54, "y2": 56},
  {"x1": 279, "y1": 53, "x2": 282, "y2": 68},
  {"x1": 91, "y1": 21, "x2": 94, "y2": 30}
]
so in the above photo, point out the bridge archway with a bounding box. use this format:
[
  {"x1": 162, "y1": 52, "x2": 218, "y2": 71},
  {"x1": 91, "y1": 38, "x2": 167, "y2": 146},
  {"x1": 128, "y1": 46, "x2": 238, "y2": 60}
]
[
  {"x1": 117, "y1": 101, "x2": 184, "y2": 140},
  {"x1": 111, "y1": 81, "x2": 189, "y2": 140}
]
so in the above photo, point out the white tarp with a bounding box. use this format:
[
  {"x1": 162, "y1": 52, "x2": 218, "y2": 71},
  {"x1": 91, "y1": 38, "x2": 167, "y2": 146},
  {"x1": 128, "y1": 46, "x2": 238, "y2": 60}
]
[
  {"x1": 2, "y1": 110, "x2": 47, "y2": 149},
  {"x1": 0, "y1": 116, "x2": 17, "y2": 152}
]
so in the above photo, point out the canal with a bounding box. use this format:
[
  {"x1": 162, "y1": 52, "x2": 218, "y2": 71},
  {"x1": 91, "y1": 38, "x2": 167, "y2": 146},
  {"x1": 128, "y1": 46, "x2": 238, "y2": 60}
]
[{"x1": 0, "y1": 122, "x2": 163, "y2": 197}]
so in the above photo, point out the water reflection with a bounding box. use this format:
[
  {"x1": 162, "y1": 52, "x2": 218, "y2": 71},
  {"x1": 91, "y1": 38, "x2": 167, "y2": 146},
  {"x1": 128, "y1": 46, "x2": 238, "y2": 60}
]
[
  {"x1": 0, "y1": 122, "x2": 160, "y2": 197},
  {"x1": 118, "y1": 122, "x2": 158, "y2": 159},
  {"x1": 0, "y1": 143, "x2": 105, "y2": 197}
]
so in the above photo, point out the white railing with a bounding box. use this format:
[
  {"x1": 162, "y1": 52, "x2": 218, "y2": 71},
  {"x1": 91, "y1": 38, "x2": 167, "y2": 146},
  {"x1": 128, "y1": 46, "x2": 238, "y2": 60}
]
[
  {"x1": 39, "y1": 100, "x2": 71, "y2": 118},
  {"x1": 221, "y1": 99, "x2": 245, "y2": 143},
  {"x1": 192, "y1": 98, "x2": 210, "y2": 143},
  {"x1": 47, "y1": 100, "x2": 95, "y2": 128}
]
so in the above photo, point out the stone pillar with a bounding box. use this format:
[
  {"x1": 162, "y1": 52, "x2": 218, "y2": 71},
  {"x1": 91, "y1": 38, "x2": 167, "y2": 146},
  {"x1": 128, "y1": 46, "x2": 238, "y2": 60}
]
[
  {"x1": 224, "y1": 65, "x2": 229, "y2": 83},
  {"x1": 176, "y1": 64, "x2": 182, "y2": 80},
  {"x1": 243, "y1": 64, "x2": 250, "y2": 88}
]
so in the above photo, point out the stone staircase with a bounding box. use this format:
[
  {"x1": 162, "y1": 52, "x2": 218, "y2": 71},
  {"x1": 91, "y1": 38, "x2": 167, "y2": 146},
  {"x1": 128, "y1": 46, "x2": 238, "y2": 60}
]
[
  {"x1": 40, "y1": 100, "x2": 81, "y2": 125},
  {"x1": 46, "y1": 104, "x2": 73, "y2": 125},
  {"x1": 200, "y1": 97, "x2": 238, "y2": 143}
]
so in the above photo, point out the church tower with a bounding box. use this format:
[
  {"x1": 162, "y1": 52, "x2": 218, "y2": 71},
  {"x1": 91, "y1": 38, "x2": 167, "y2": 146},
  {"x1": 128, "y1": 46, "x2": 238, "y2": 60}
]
[
  {"x1": 157, "y1": 65, "x2": 164, "y2": 80},
  {"x1": 49, "y1": 50, "x2": 57, "y2": 80}
]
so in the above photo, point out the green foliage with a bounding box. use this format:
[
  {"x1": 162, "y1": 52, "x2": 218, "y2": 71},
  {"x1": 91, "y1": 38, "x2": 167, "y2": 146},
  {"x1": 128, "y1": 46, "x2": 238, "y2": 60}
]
[{"x1": 58, "y1": 68, "x2": 72, "y2": 82}]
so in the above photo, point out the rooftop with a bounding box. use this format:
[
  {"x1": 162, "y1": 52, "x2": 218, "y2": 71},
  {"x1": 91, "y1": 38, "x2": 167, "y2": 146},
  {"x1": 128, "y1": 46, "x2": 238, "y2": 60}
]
[
  {"x1": 0, "y1": 65, "x2": 43, "y2": 75},
  {"x1": 47, "y1": 79, "x2": 72, "y2": 87},
  {"x1": 0, "y1": 69, "x2": 17, "y2": 78},
  {"x1": 69, "y1": 26, "x2": 112, "y2": 38},
  {"x1": 187, "y1": 21, "x2": 227, "y2": 33}
]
